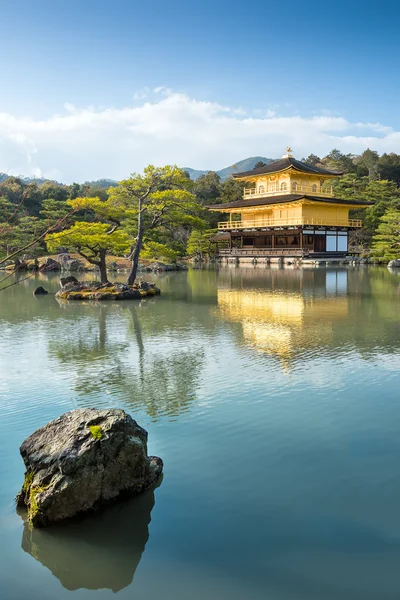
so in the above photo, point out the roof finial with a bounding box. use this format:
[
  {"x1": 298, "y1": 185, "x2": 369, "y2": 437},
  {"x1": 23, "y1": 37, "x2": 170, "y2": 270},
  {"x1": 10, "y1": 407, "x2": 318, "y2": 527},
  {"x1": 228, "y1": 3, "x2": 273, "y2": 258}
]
[{"x1": 283, "y1": 146, "x2": 293, "y2": 158}]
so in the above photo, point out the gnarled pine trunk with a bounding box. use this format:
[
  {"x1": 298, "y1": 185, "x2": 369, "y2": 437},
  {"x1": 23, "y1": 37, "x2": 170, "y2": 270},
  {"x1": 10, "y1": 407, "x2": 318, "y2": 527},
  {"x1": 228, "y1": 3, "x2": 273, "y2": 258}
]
[
  {"x1": 127, "y1": 204, "x2": 144, "y2": 286},
  {"x1": 127, "y1": 225, "x2": 143, "y2": 286},
  {"x1": 98, "y1": 249, "x2": 108, "y2": 284}
]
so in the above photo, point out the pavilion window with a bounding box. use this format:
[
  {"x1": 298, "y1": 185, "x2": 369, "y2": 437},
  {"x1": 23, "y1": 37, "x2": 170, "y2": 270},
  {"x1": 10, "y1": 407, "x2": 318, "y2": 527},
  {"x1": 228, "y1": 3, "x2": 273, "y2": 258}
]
[
  {"x1": 275, "y1": 235, "x2": 300, "y2": 247},
  {"x1": 280, "y1": 182, "x2": 287, "y2": 191},
  {"x1": 304, "y1": 235, "x2": 314, "y2": 246},
  {"x1": 259, "y1": 185, "x2": 265, "y2": 194},
  {"x1": 326, "y1": 233, "x2": 337, "y2": 251},
  {"x1": 292, "y1": 182, "x2": 298, "y2": 191},
  {"x1": 312, "y1": 184, "x2": 317, "y2": 192},
  {"x1": 337, "y1": 232, "x2": 348, "y2": 251}
]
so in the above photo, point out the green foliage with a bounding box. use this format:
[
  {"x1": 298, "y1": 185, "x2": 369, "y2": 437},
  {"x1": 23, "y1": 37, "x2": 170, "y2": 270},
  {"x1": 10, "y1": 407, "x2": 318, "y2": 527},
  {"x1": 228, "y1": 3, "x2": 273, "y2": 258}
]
[
  {"x1": 356, "y1": 149, "x2": 380, "y2": 179},
  {"x1": 193, "y1": 172, "x2": 221, "y2": 205},
  {"x1": 219, "y1": 178, "x2": 243, "y2": 203},
  {"x1": 361, "y1": 180, "x2": 400, "y2": 233},
  {"x1": 302, "y1": 153, "x2": 322, "y2": 166},
  {"x1": 40, "y1": 198, "x2": 71, "y2": 223},
  {"x1": 186, "y1": 229, "x2": 217, "y2": 259},
  {"x1": 39, "y1": 181, "x2": 69, "y2": 202},
  {"x1": 46, "y1": 222, "x2": 131, "y2": 258},
  {"x1": 68, "y1": 195, "x2": 125, "y2": 224},
  {"x1": 0, "y1": 216, "x2": 47, "y2": 257},
  {"x1": 0, "y1": 197, "x2": 16, "y2": 222},
  {"x1": 378, "y1": 153, "x2": 400, "y2": 186},
  {"x1": 321, "y1": 149, "x2": 356, "y2": 173},
  {"x1": 371, "y1": 209, "x2": 400, "y2": 261},
  {"x1": 332, "y1": 176, "x2": 400, "y2": 246},
  {"x1": 141, "y1": 241, "x2": 179, "y2": 262}
]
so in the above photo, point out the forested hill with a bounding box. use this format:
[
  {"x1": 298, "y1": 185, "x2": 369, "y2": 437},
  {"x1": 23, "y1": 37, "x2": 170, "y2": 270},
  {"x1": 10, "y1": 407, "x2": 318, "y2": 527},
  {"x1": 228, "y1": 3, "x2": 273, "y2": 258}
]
[
  {"x1": 0, "y1": 173, "x2": 118, "y2": 188},
  {"x1": 183, "y1": 156, "x2": 272, "y2": 180},
  {"x1": 0, "y1": 157, "x2": 272, "y2": 186}
]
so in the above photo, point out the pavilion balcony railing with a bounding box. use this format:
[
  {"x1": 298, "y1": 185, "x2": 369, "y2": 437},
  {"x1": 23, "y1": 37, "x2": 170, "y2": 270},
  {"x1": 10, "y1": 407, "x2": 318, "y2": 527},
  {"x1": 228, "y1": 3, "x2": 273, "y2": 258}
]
[
  {"x1": 218, "y1": 248, "x2": 306, "y2": 257},
  {"x1": 243, "y1": 185, "x2": 334, "y2": 198},
  {"x1": 217, "y1": 217, "x2": 363, "y2": 230}
]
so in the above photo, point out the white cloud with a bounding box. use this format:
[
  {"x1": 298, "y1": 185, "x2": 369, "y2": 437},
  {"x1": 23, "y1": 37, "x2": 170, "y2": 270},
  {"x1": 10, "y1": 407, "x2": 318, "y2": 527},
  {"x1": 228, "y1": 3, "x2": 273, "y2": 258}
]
[{"x1": 0, "y1": 91, "x2": 399, "y2": 183}]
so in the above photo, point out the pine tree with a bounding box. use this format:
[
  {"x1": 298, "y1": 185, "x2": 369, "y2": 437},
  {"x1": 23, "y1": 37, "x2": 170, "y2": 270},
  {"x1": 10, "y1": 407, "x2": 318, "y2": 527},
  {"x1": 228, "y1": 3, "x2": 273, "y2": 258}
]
[{"x1": 371, "y1": 209, "x2": 400, "y2": 261}]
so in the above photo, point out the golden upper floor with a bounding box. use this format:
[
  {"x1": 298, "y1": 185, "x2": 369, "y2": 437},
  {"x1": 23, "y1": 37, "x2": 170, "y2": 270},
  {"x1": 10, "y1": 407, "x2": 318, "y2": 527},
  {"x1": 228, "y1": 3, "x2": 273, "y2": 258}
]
[
  {"x1": 216, "y1": 199, "x2": 365, "y2": 229},
  {"x1": 233, "y1": 152, "x2": 342, "y2": 200}
]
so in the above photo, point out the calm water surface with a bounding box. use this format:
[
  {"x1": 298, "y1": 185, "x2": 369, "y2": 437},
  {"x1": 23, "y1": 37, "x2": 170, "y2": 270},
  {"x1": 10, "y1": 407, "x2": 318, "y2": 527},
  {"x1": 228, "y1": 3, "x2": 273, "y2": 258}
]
[{"x1": 1, "y1": 266, "x2": 400, "y2": 599}]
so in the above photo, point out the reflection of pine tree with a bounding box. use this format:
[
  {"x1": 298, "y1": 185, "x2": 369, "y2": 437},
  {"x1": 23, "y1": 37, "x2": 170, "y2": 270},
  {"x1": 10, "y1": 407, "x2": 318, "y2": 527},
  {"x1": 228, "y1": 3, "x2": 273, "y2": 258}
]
[
  {"x1": 125, "y1": 305, "x2": 205, "y2": 420},
  {"x1": 48, "y1": 303, "x2": 206, "y2": 420}
]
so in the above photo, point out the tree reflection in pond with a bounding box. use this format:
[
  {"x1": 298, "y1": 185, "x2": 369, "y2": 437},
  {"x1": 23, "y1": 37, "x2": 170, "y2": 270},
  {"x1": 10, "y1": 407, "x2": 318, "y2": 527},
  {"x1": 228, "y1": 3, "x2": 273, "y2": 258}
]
[{"x1": 48, "y1": 302, "x2": 205, "y2": 420}]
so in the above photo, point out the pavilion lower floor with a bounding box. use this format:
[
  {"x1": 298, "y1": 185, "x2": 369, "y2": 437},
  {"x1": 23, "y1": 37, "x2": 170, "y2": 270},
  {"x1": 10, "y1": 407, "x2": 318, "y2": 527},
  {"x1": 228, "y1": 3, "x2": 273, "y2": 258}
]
[{"x1": 215, "y1": 227, "x2": 351, "y2": 258}]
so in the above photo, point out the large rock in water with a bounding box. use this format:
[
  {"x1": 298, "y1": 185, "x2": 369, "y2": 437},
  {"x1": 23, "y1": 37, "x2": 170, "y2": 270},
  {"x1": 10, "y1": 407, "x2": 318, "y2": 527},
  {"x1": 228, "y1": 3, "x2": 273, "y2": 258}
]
[
  {"x1": 388, "y1": 259, "x2": 400, "y2": 268},
  {"x1": 38, "y1": 257, "x2": 61, "y2": 271},
  {"x1": 16, "y1": 408, "x2": 163, "y2": 527}
]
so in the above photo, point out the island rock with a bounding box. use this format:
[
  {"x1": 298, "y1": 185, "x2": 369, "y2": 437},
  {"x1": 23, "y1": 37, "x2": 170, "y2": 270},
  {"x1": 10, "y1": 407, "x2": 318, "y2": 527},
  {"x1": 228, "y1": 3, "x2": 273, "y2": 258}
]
[
  {"x1": 38, "y1": 257, "x2": 61, "y2": 271},
  {"x1": 388, "y1": 259, "x2": 400, "y2": 268},
  {"x1": 56, "y1": 280, "x2": 160, "y2": 300},
  {"x1": 33, "y1": 286, "x2": 48, "y2": 296},
  {"x1": 149, "y1": 261, "x2": 187, "y2": 272},
  {"x1": 61, "y1": 259, "x2": 85, "y2": 272},
  {"x1": 16, "y1": 408, "x2": 163, "y2": 527},
  {"x1": 60, "y1": 275, "x2": 79, "y2": 287}
]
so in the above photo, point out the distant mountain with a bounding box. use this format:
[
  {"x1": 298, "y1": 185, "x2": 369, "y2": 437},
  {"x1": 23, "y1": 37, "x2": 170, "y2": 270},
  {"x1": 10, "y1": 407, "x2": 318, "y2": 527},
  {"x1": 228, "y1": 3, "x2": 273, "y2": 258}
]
[
  {"x1": 84, "y1": 179, "x2": 118, "y2": 188},
  {"x1": 0, "y1": 157, "x2": 273, "y2": 187},
  {"x1": 0, "y1": 173, "x2": 56, "y2": 185},
  {"x1": 0, "y1": 173, "x2": 119, "y2": 188},
  {"x1": 183, "y1": 156, "x2": 273, "y2": 181}
]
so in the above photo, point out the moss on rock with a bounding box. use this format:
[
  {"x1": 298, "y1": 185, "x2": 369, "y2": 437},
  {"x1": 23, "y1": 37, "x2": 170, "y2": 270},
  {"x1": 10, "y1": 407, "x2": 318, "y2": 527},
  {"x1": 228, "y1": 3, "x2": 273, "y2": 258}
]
[
  {"x1": 56, "y1": 282, "x2": 160, "y2": 301},
  {"x1": 89, "y1": 425, "x2": 103, "y2": 440}
]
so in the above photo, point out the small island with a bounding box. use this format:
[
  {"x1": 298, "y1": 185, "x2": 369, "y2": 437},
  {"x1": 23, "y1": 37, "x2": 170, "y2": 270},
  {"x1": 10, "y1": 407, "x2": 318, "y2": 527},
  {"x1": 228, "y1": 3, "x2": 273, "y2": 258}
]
[{"x1": 56, "y1": 279, "x2": 160, "y2": 301}]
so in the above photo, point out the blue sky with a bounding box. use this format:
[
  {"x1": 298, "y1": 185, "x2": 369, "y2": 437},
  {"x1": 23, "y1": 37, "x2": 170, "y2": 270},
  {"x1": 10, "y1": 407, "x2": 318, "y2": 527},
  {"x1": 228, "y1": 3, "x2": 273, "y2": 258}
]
[{"x1": 1, "y1": 0, "x2": 400, "y2": 181}]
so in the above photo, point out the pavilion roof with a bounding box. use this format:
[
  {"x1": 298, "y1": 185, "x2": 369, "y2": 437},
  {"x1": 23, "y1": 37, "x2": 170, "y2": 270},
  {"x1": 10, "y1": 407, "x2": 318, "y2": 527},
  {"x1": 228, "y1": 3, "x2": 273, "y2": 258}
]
[
  {"x1": 208, "y1": 194, "x2": 373, "y2": 211},
  {"x1": 233, "y1": 156, "x2": 343, "y2": 179}
]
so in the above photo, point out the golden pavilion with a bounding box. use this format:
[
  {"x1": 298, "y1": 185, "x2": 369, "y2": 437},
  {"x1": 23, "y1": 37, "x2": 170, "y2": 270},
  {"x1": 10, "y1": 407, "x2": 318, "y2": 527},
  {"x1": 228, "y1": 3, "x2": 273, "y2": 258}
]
[{"x1": 209, "y1": 149, "x2": 372, "y2": 258}]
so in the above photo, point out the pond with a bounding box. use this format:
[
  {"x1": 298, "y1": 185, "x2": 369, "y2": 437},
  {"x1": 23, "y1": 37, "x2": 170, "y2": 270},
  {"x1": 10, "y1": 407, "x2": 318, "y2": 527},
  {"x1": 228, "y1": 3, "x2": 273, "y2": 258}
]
[{"x1": 1, "y1": 266, "x2": 400, "y2": 599}]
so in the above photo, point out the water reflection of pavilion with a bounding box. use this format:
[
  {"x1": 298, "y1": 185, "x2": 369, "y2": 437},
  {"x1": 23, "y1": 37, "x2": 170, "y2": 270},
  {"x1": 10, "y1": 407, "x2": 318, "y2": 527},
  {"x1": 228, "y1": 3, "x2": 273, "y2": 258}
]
[{"x1": 217, "y1": 269, "x2": 349, "y2": 366}]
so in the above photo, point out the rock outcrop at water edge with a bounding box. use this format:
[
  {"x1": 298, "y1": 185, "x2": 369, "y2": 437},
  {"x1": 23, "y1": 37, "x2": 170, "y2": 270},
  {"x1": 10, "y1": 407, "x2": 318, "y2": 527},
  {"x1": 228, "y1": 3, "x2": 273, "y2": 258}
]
[
  {"x1": 33, "y1": 286, "x2": 48, "y2": 295},
  {"x1": 16, "y1": 408, "x2": 163, "y2": 527},
  {"x1": 56, "y1": 280, "x2": 160, "y2": 300},
  {"x1": 388, "y1": 259, "x2": 400, "y2": 268}
]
